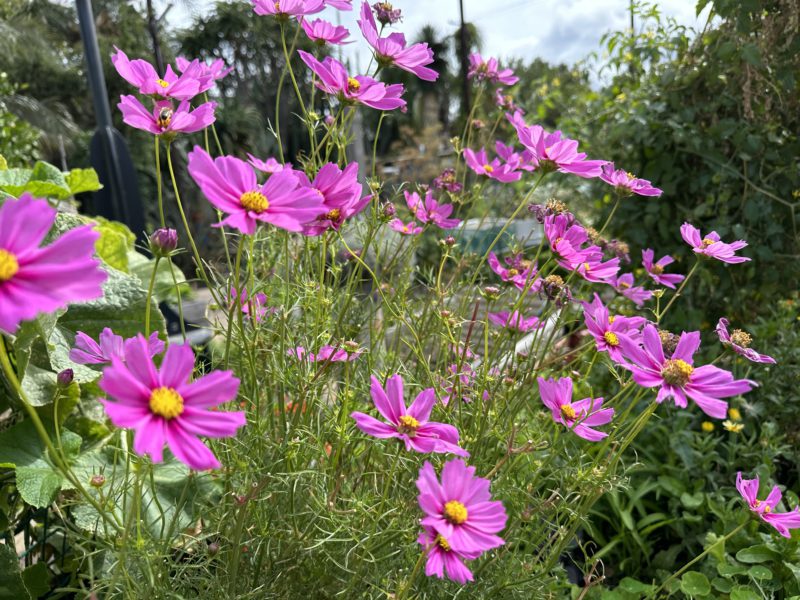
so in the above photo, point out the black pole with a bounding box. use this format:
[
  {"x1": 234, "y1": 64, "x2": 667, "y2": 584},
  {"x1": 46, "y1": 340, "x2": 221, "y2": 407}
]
[
  {"x1": 75, "y1": 0, "x2": 146, "y2": 243},
  {"x1": 76, "y1": 0, "x2": 113, "y2": 130},
  {"x1": 458, "y1": 0, "x2": 470, "y2": 117}
]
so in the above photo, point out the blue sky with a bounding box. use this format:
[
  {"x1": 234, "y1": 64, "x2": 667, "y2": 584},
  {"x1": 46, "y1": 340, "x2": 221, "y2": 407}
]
[{"x1": 173, "y1": 0, "x2": 707, "y2": 70}]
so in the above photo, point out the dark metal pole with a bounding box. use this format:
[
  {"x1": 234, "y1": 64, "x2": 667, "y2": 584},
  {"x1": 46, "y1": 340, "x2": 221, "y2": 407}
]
[
  {"x1": 458, "y1": 0, "x2": 470, "y2": 117},
  {"x1": 76, "y1": 0, "x2": 113, "y2": 129}
]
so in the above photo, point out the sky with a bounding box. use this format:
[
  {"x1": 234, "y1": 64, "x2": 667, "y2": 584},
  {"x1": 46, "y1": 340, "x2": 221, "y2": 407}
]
[{"x1": 173, "y1": 0, "x2": 707, "y2": 71}]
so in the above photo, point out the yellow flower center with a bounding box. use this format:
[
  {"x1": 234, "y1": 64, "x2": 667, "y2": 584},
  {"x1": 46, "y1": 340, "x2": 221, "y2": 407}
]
[
  {"x1": 583, "y1": 262, "x2": 591, "y2": 272},
  {"x1": 240, "y1": 191, "x2": 269, "y2": 213},
  {"x1": 435, "y1": 534, "x2": 451, "y2": 552},
  {"x1": 764, "y1": 505, "x2": 771, "y2": 513},
  {"x1": 603, "y1": 331, "x2": 620, "y2": 346},
  {"x1": 561, "y1": 404, "x2": 577, "y2": 421},
  {"x1": 149, "y1": 387, "x2": 184, "y2": 420},
  {"x1": 701, "y1": 421, "x2": 715, "y2": 432},
  {"x1": 156, "y1": 78, "x2": 169, "y2": 88},
  {"x1": 608, "y1": 315, "x2": 616, "y2": 324},
  {"x1": 661, "y1": 359, "x2": 694, "y2": 387},
  {"x1": 443, "y1": 500, "x2": 468, "y2": 525},
  {"x1": 728, "y1": 408, "x2": 742, "y2": 421},
  {"x1": 626, "y1": 171, "x2": 636, "y2": 180},
  {"x1": 701, "y1": 238, "x2": 716, "y2": 247},
  {"x1": 347, "y1": 77, "x2": 361, "y2": 92},
  {"x1": 397, "y1": 414, "x2": 420, "y2": 435},
  {"x1": 730, "y1": 329, "x2": 752, "y2": 348},
  {"x1": 651, "y1": 264, "x2": 664, "y2": 275},
  {"x1": 507, "y1": 268, "x2": 519, "y2": 277},
  {"x1": 325, "y1": 208, "x2": 342, "y2": 222},
  {"x1": 483, "y1": 164, "x2": 494, "y2": 173},
  {"x1": 0, "y1": 249, "x2": 20, "y2": 282}
]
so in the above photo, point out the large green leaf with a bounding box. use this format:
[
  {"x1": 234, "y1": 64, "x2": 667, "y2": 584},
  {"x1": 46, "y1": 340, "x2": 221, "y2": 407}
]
[
  {"x1": 129, "y1": 251, "x2": 190, "y2": 304},
  {"x1": 58, "y1": 267, "x2": 164, "y2": 341},
  {"x1": 65, "y1": 168, "x2": 103, "y2": 195},
  {"x1": 0, "y1": 544, "x2": 32, "y2": 600},
  {"x1": 72, "y1": 450, "x2": 221, "y2": 540},
  {"x1": 681, "y1": 571, "x2": 711, "y2": 597},
  {"x1": 93, "y1": 217, "x2": 135, "y2": 273}
]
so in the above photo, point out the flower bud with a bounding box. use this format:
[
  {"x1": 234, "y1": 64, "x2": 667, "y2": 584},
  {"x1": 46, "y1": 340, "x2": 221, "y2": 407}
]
[
  {"x1": 481, "y1": 286, "x2": 501, "y2": 301},
  {"x1": 57, "y1": 368, "x2": 74, "y2": 387},
  {"x1": 149, "y1": 228, "x2": 178, "y2": 257},
  {"x1": 90, "y1": 474, "x2": 106, "y2": 488},
  {"x1": 381, "y1": 202, "x2": 396, "y2": 220}
]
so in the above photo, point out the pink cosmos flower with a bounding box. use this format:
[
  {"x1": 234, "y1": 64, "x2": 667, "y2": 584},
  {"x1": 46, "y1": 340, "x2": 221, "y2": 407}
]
[
  {"x1": 582, "y1": 294, "x2": 644, "y2": 363},
  {"x1": 187, "y1": 146, "x2": 324, "y2": 235},
  {"x1": 247, "y1": 154, "x2": 288, "y2": 173},
  {"x1": 252, "y1": 0, "x2": 326, "y2": 17},
  {"x1": 111, "y1": 47, "x2": 201, "y2": 100},
  {"x1": 301, "y1": 18, "x2": 352, "y2": 45},
  {"x1": 175, "y1": 56, "x2": 233, "y2": 91},
  {"x1": 288, "y1": 344, "x2": 361, "y2": 362},
  {"x1": 298, "y1": 51, "x2": 406, "y2": 111},
  {"x1": 98, "y1": 335, "x2": 246, "y2": 470},
  {"x1": 600, "y1": 163, "x2": 662, "y2": 197},
  {"x1": 488, "y1": 311, "x2": 544, "y2": 333},
  {"x1": 230, "y1": 287, "x2": 274, "y2": 322},
  {"x1": 736, "y1": 472, "x2": 800, "y2": 538},
  {"x1": 297, "y1": 162, "x2": 370, "y2": 235},
  {"x1": 612, "y1": 273, "x2": 652, "y2": 307},
  {"x1": 70, "y1": 329, "x2": 164, "y2": 365},
  {"x1": 642, "y1": 249, "x2": 684, "y2": 289},
  {"x1": 372, "y1": 1, "x2": 401, "y2": 24},
  {"x1": 351, "y1": 375, "x2": 468, "y2": 456},
  {"x1": 389, "y1": 219, "x2": 423, "y2": 235},
  {"x1": 357, "y1": 1, "x2": 438, "y2": 81},
  {"x1": 487, "y1": 252, "x2": 538, "y2": 292},
  {"x1": 509, "y1": 111, "x2": 606, "y2": 178},
  {"x1": 417, "y1": 525, "x2": 481, "y2": 584},
  {"x1": 573, "y1": 248, "x2": 621, "y2": 285},
  {"x1": 495, "y1": 89, "x2": 522, "y2": 114},
  {"x1": 680, "y1": 223, "x2": 750, "y2": 264},
  {"x1": 716, "y1": 318, "x2": 776, "y2": 364},
  {"x1": 463, "y1": 147, "x2": 522, "y2": 183},
  {"x1": 468, "y1": 53, "x2": 519, "y2": 86},
  {"x1": 0, "y1": 194, "x2": 106, "y2": 334},
  {"x1": 544, "y1": 213, "x2": 591, "y2": 268},
  {"x1": 416, "y1": 458, "x2": 506, "y2": 555},
  {"x1": 538, "y1": 376, "x2": 614, "y2": 441},
  {"x1": 619, "y1": 324, "x2": 756, "y2": 419},
  {"x1": 404, "y1": 190, "x2": 460, "y2": 229},
  {"x1": 118, "y1": 96, "x2": 215, "y2": 137}
]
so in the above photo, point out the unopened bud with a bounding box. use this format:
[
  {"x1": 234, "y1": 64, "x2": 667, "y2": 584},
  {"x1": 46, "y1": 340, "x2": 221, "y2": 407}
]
[
  {"x1": 149, "y1": 228, "x2": 178, "y2": 257},
  {"x1": 57, "y1": 368, "x2": 74, "y2": 387},
  {"x1": 90, "y1": 474, "x2": 106, "y2": 488}
]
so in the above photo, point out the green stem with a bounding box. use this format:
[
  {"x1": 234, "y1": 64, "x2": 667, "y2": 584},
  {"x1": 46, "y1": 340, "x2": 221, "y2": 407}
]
[
  {"x1": 144, "y1": 257, "x2": 160, "y2": 336},
  {"x1": 154, "y1": 137, "x2": 165, "y2": 228},
  {"x1": 659, "y1": 258, "x2": 700, "y2": 321}
]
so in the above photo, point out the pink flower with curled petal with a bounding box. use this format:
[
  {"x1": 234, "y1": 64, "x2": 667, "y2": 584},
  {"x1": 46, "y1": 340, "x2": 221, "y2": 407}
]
[
  {"x1": 111, "y1": 47, "x2": 201, "y2": 100},
  {"x1": 582, "y1": 293, "x2": 643, "y2": 363},
  {"x1": 680, "y1": 223, "x2": 750, "y2": 264},
  {"x1": 357, "y1": 1, "x2": 438, "y2": 81},
  {"x1": 716, "y1": 319, "x2": 776, "y2": 364},
  {"x1": 187, "y1": 146, "x2": 324, "y2": 235},
  {"x1": 573, "y1": 248, "x2": 621, "y2": 285},
  {"x1": 495, "y1": 89, "x2": 523, "y2": 114},
  {"x1": 538, "y1": 376, "x2": 614, "y2": 441},
  {"x1": 612, "y1": 272, "x2": 652, "y2": 307},
  {"x1": 736, "y1": 472, "x2": 800, "y2": 538},
  {"x1": 509, "y1": 111, "x2": 606, "y2": 178},
  {"x1": 618, "y1": 324, "x2": 756, "y2": 419},
  {"x1": 351, "y1": 375, "x2": 468, "y2": 456},
  {"x1": 175, "y1": 56, "x2": 233, "y2": 92},
  {"x1": 642, "y1": 249, "x2": 684, "y2": 289},
  {"x1": 488, "y1": 311, "x2": 543, "y2": 333},
  {"x1": 297, "y1": 162, "x2": 369, "y2": 235},
  {"x1": 417, "y1": 525, "x2": 481, "y2": 584},
  {"x1": 463, "y1": 147, "x2": 521, "y2": 183},
  {"x1": 70, "y1": 329, "x2": 164, "y2": 366},
  {"x1": 252, "y1": 0, "x2": 326, "y2": 17},
  {"x1": 468, "y1": 53, "x2": 518, "y2": 86},
  {"x1": 487, "y1": 252, "x2": 538, "y2": 293},
  {"x1": 389, "y1": 218, "x2": 422, "y2": 235},
  {"x1": 326, "y1": 0, "x2": 352, "y2": 8},
  {"x1": 404, "y1": 190, "x2": 460, "y2": 230},
  {"x1": 600, "y1": 163, "x2": 662, "y2": 197},
  {"x1": 0, "y1": 194, "x2": 107, "y2": 334},
  {"x1": 371, "y1": 1, "x2": 401, "y2": 24},
  {"x1": 230, "y1": 287, "x2": 275, "y2": 322},
  {"x1": 544, "y1": 214, "x2": 590, "y2": 268},
  {"x1": 118, "y1": 96, "x2": 215, "y2": 137},
  {"x1": 247, "y1": 154, "x2": 289, "y2": 173},
  {"x1": 301, "y1": 17, "x2": 352, "y2": 45},
  {"x1": 416, "y1": 459, "x2": 506, "y2": 555},
  {"x1": 298, "y1": 51, "x2": 406, "y2": 111},
  {"x1": 288, "y1": 344, "x2": 361, "y2": 362},
  {"x1": 98, "y1": 335, "x2": 245, "y2": 470}
]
